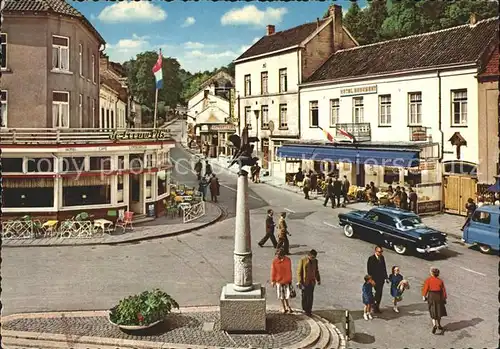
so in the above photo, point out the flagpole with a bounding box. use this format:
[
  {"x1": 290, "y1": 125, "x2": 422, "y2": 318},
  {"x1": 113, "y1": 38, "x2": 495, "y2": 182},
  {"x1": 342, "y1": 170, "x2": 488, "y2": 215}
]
[{"x1": 153, "y1": 88, "x2": 159, "y2": 128}]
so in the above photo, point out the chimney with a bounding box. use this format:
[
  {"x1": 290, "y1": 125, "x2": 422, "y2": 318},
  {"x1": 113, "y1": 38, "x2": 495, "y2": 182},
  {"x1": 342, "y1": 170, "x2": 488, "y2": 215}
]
[
  {"x1": 266, "y1": 25, "x2": 275, "y2": 36},
  {"x1": 469, "y1": 13, "x2": 477, "y2": 25},
  {"x1": 330, "y1": 4, "x2": 343, "y2": 51}
]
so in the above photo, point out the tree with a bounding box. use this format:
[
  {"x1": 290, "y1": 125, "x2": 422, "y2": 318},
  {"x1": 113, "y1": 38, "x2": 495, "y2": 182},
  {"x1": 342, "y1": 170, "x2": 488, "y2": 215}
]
[
  {"x1": 343, "y1": 1, "x2": 369, "y2": 44},
  {"x1": 364, "y1": 0, "x2": 389, "y2": 42},
  {"x1": 380, "y1": 0, "x2": 422, "y2": 39}
]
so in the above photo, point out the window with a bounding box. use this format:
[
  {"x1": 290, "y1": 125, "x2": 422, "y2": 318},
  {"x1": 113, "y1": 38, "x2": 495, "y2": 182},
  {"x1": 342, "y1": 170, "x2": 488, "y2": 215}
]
[
  {"x1": 145, "y1": 173, "x2": 152, "y2": 199},
  {"x1": 3, "y1": 179, "x2": 54, "y2": 208},
  {"x1": 279, "y1": 104, "x2": 287, "y2": 128},
  {"x1": 92, "y1": 98, "x2": 96, "y2": 128},
  {"x1": 408, "y1": 92, "x2": 422, "y2": 125},
  {"x1": 1, "y1": 90, "x2": 7, "y2": 127},
  {"x1": 89, "y1": 156, "x2": 111, "y2": 171},
  {"x1": 62, "y1": 157, "x2": 85, "y2": 172},
  {"x1": 330, "y1": 99, "x2": 339, "y2": 126},
  {"x1": 118, "y1": 156, "x2": 125, "y2": 170},
  {"x1": 472, "y1": 210, "x2": 491, "y2": 224},
  {"x1": 145, "y1": 154, "x2": 154, "y2": 168},
  {"x1": 245, "y1": 106, "x2": 252, "y2": 129},
  {"x1": 244, "y1": 74, "x2": 251, "y2": 96},
  {"x1": 106, "y1": 109, "x2": 110, "y2": 129},
  {"x1": 111, "y1": 110, "x2": 114, "y2": 129},
  {"x1": 279, "y1": 68, "x2": 287, "y2": 93},
  {"x1": 129, "y1": 154, "x2": 143, "y2": 170},
  {"x1": 27, "y1": 158, "x2": 54, "y2": 172},
  {"x1": 377, "y1": 213, "x2": 396, "y2": 227},
  {"x1": 52, "y1": 91, "x2": 70, "y2": 128},
  {"x1": 101, "y1": 108, "x2": 105, "y2": 129},
  {"x1": 2, "y1": 158, "x2": 23, "y2": 172},
  {"x1": 451, "y1": 90, "x2": 467, "y2": 126},
  {"x1": 157, "y1": 170, "x2": 167, "y2": 196},
  {"x1": 309, "y1": 101, "x2": 319, "y2": 127},
  {"x1": 379, "y1": 95, "x2": 391, "y2": 126},
  {"x1": 52, "y1": 36, "x2": 69, "y2": 71},
  {"x1": 62, "y1": 177, "x2": 111, "y2": 206},
  {"x1": 117, "y1": 175, "x2": 124, "y2": 203},
  {"x1": 79, "y1": 94, "x2": 83, "y2": 127},
  {"x1": 353, "y1": 97, "x2": 364, "y2": 123},
  {"x1": 78, "y1": 44, "x2": 83, "y2": 76},
  {"x1": 1, "y1": 33, "x2": 7, "y2": 69},
  {"x1": 261, "y1": 71, "x2": 268, "y2": 95},
  {"x1": 261, "y1": 105, "x2": 269, "y2": 129},
  {"x1": 91, "y1": 54, "x2": 96, "y2": 83}
]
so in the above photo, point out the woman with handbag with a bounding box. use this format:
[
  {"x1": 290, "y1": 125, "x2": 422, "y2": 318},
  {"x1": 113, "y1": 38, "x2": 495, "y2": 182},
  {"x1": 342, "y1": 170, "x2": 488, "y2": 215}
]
[
  {"x1": 422, "y1": 267, "x2": 447, "y2": 334},
  {"x1": 271, "y1": 248, "x2": 294, "y2": 313}
]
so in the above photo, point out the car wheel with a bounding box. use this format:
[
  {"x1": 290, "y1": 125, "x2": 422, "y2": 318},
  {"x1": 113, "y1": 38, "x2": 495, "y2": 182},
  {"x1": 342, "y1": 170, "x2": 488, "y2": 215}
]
[
  {"x1": 343, "y1": 224, "x2": 355, "y2": 238},
  {"x1": 393, "y1": 244, "x2": 407, "y2": 255},
  {"x1": 478, "y1": 244, "x2": 491, "y2": 254}
]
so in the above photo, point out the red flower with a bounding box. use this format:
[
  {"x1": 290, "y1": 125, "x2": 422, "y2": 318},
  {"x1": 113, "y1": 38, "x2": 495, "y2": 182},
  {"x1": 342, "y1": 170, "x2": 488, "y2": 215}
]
[{"x1": 137, "y1": 313, "x2": 144, "y2": 323}]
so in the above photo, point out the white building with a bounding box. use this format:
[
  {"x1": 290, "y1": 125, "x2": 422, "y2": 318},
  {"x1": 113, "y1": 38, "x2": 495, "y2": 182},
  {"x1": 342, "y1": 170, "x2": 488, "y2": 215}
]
[
  {"x1": 234, "y1": 5, "x2": 357, "y2": 172},
  {"x1": 99, "y1": 55, "x2": 128, "y2": 129},
  {"x1": 278, "y1": 16, "x2": 499, "y2": 215},
  {"x1": 187, "y1": 70, "x2": 235, "y2": 157}
]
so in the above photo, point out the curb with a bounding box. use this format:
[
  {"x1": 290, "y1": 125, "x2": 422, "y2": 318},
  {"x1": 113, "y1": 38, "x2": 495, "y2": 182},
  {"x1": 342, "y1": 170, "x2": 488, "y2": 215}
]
[
  {"x1": 2, "y1": 306, "x2": 336, "y2": 349},
  {"x1": 2, "y1": 203, "x2": 224, "y2": 248}
]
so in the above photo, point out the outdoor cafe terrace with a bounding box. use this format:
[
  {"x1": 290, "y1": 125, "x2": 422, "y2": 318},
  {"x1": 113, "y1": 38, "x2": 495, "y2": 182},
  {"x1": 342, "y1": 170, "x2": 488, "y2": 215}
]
[{"x1": 0, "y1": 128, "x2": 174, "y2": 145}]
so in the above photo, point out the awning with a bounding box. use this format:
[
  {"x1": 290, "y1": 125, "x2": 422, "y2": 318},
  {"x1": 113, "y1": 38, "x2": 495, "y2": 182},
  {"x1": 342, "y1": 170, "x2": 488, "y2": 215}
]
[{"x1": 277, "y1": 145, "x2": 420, "y2": 167}]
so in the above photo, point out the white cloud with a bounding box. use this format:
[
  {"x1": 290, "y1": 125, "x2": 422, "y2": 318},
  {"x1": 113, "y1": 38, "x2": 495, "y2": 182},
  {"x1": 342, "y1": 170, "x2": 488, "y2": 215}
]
[
  {"x1": 187, "y1": 50, "x2": 237, "y2": 59},
  {"x1": 105, "y1": 34, "x2": 156, "y2": 62},
  {"x1": 220, "y1": 5, "x2": 288, "y2": 27},
  {"x1": 240, "y1": 45, "x2": 250, "y2": 53},
  {"x1": 182, "y1": 17, "x2": 196, "y2": 27},
  {"x1": 252, "y1": 37, "x2": 260, "y2": 43},
  {"x1": 98, "y1": 2, "x2": 167, "y2": 23},
  {"x1": 184, "y1": 42, "x2": 205, "y2": 49},
  {"x1": 177, "y1": 49, "x2": 238, "y2": 72}
]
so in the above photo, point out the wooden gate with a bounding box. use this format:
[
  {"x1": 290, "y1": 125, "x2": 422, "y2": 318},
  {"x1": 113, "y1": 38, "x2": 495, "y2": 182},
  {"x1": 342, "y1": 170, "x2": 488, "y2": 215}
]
[{"x1": 443, "y1": 175, "x2": 477, "y2": 215}]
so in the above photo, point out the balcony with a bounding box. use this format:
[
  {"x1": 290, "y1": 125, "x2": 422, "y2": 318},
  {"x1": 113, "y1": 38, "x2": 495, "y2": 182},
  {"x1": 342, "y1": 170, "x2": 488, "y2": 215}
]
[
  {"x1": 0, "y1": 128, "x2": 173, "y2": 145},
  {"x1": 336, "y1": 123, "x2": 371, "y2": 142}
]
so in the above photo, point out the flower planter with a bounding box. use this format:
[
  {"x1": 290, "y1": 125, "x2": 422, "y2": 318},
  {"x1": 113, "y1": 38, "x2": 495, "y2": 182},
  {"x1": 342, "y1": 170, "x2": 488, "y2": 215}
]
[{"x1": 108, "y1": 314, "x2": 162, "y2": 331}]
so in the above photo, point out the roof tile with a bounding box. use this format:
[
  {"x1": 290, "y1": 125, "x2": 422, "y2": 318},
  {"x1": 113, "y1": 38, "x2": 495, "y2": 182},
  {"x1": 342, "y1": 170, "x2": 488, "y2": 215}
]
[{"x1": 307, "y1": 17, "x2": 499, "y2": 83}]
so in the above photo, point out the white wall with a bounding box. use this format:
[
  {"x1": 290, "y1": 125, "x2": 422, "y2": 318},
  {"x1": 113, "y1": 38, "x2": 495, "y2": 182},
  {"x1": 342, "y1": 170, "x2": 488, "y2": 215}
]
[
  {"x1": 299, "y1": 68, "x2": 480, "y2": 164},
  {"x1": 235, "y1": 51, "x2": 300, "y2": 138},
  {"x1": 117, "y1": 100, "x2": 126, "y2": 128}
]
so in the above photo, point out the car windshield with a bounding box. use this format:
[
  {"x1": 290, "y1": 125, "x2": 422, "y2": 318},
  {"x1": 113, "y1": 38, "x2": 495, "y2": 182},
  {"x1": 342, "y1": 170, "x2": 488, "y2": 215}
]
[{"x1": 399, "y1": 217, "x2": 425, "y2": 228}]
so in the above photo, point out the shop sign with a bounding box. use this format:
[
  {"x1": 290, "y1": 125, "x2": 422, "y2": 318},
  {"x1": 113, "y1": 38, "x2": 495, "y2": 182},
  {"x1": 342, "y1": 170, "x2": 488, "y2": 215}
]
[
  {"x1": 410, "y1": 127, "x2": 428, "y2": 141},
  {"x1": 417, "y1": 200, "x2": 441, "y2": 214},
  {"x1": 109, "y1": 129, "x2": 170, "y2": 141},
  {"x1": 210, "y1": 124, "x2": 236, "y2": 132},
  {"x1": 229, "y1": 88, "x2": 236, "y2": 122},
  {"x1": 129, "y1": 145, "x2": 147, "y2": 150},
  {"x1": 340, "y1": 85, "x2": 377, "y2": 96},
  {"x1": 419, "y1": 161, "x2": 436, "y2": 171}
]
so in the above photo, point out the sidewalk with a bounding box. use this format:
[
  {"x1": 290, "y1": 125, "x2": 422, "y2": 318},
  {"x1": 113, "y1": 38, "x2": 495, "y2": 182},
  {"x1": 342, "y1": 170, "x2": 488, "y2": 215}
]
[
  {"x1": 190, "y1": 151, "x2": 465, "y2": 239},
  {"x1": 2, "y1": 306, "x2": 345, "y2": 349},
  {"x1": 3, "y1": 202, "x2": 223, "y2": 248}
]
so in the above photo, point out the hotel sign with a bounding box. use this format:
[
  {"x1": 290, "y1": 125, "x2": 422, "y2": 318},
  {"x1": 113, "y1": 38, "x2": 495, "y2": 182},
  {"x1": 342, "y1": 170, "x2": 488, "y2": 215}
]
[
  {"x1": 210, "y1": 124, "x2": 236, "y2": 132},
  {"x1": 340, "y1": 85, "x2": 377, "y2": 96}
]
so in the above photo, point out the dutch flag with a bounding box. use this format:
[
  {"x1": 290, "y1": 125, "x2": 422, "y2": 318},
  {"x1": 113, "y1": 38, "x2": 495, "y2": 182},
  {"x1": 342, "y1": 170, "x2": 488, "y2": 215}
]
[{"x1": 152, "y1": 51, "x2": 163, "y2": 89}]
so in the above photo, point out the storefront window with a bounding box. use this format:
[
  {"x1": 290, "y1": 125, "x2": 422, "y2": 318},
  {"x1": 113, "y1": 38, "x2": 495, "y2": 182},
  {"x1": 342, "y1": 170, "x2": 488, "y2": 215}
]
[
  {"x1": 62, "y1": 177, "x2": 111, "y2": 206},
  {"x1": 89, "y1": 156, "x2": 111, "y2": 171},
  {"x1": 27, "y1": 158, "x2": 54, "y2": 172},
  {"x1": 129, "y1": 154, "x2": 143, "y2": 171},
  {"x1": 118, "y1": 156, "x2": 125, "y2": 170},
  {"x1": 62, "y1": 157, "x2": 85, "y2": 172},
  {"x1": 2, "y1": 178, "x2": 54, "y2": 207},
  {"x1": 404, "y1": 170, "x2": 422, "y2": 187},
  {"x1": 3, "y1": 158, "x2": 23, "y2": 172},
  {"x1": 117, "y1": 175, "x2": 124, "y2": 203},
  {"x1": 383, "y1": 167, "x2": 399, "y2": 185},
  {"x1": 145, "y1": 173, "x2": 152, "y2": 199}
]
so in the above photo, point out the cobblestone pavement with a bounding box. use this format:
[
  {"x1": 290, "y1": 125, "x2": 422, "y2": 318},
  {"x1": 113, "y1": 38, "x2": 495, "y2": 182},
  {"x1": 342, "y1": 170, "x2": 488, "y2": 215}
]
[
  {"x1": 3, "y1": 310, "x2": 311, "y2": 348},
  {"x1": 2, "y1": 202, "x2": 222, "y2": 247}
]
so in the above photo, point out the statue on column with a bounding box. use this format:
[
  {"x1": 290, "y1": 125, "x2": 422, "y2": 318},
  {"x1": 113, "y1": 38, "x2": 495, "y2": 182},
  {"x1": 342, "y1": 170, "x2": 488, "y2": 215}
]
[{"x1": 228, "y1": 127, "x2": 259, "y2": 171}]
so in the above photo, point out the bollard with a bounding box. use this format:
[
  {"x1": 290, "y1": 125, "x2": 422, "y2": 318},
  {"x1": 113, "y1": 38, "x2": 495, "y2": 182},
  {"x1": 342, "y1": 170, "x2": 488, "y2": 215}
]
[{"x1": 345, "y1": 310, "x2": 350, "y2": 340}]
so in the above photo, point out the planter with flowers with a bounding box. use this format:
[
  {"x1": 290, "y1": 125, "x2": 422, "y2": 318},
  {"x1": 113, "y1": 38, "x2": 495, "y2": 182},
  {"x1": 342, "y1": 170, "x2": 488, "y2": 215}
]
[{"x1": 108, "y1": 289, "x2": 179, "y2": 331}]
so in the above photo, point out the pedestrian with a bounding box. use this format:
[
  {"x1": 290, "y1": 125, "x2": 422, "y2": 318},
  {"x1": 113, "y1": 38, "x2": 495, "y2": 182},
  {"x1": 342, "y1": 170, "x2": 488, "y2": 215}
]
[
  {"x1": 258, "y1": 209, "x2": 277, "y2": 248},
  {"x1": 342, "y1": 175, "x2": 350, "y2": 206},
  {"x1": 367, "y1": 246, "x2": 389, "y2": 313},
  {"x1": 333, "y1": 176, "x2": 342, "y2": 207},
  {"x1": 369, "y1": 182, "x2": 378, "y2": 204},
  {"x1": 277, "y1": 212, "x2": 291, "y2": 255},
  {"x1": 271, "y1": 248, "x2": 294, "y2": 313},
  {"x1": 205, "y1": 160, "x2": 212, "y2": 177},
  {"x1": 388, "y1": 265, "x2": 408, "y2": 313},
  {"x1": 362, "y1": 274, "x2": 375, "y2": 320},
  {"x1": 323, "y1": 178, "x2": 335, "y2": 208},
  {"x1": 297, "y1": 249, "x2": 321, "y2": 316},
  {"x1": 255, "y1": 163, "x2": 261, "y2": 183},
  {"x1": 400, "y1": 188, "x2": 409, "y2": 210},
  {"x1": 409, "y1": 187, "x2": 418, "y2": 213},
  {"x1": 303, "y1": 174, "x2": 311, "y2": 200},
  {"x1": 422, "y1": 267, "x2": 447, "y2": 335},
  {"x1": 209, "y1": 174, "x2": 220, "y2": 202},
  {"x1": 194, "y1": 159, "x2": 202, "y2": 181},
  {"x1": 392, "y1": 186, "x2": 401, "y2": 208},
  {"x1": 198, "y1": 177, "x2": 208, "y2": 201},
  {"x1": 310, "y1": 171, "x2": 318, "y2": 193},
  {"x1": 294, "y1": 168, "x2": 305, "y2": 186},
  {"x1": 461, "y1": 198, "x2": 477, "y2": 230}
]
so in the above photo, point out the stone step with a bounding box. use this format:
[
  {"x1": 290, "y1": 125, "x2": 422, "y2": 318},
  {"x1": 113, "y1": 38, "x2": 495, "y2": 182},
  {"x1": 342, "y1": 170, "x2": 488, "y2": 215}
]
[
  {"x1": 306, "y1": 319, "x2": 331, "y2": 349},
  {"x1": 311, "y1": 313, "x2": 345, "y2": 349}
]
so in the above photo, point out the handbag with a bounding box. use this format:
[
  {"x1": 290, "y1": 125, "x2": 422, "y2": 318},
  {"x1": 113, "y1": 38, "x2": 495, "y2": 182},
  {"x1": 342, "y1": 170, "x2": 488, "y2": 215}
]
[{"x1": 289, "y1": 284, "x2": 297, "y2": 298}]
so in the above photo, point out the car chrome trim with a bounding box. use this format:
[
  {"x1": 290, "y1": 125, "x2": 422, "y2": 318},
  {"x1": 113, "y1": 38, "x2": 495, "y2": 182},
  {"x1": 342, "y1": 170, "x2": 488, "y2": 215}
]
[{"x1": 416, "y1": 244, "x2": 448, "y2": 253}]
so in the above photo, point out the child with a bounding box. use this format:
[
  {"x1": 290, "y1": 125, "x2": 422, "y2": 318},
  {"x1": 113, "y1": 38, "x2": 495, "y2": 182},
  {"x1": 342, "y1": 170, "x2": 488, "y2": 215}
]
[
  {"x1": 362, "y1": 274, "x2": 375, "y2": 320},
  {"x1": 389, "y1": 266, "x2": 407, "y2": 312}
]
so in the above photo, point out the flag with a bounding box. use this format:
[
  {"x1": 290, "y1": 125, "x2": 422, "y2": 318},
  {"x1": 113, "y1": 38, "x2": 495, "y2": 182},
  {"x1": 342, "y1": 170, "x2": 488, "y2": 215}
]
[
  {"x1": 152, "y1": 51, "x2": 163, "y2": 89},
  {"x1": 318, "y1": 126, "x2": 335, "y2": 143},
  {"x1": 336, "y1": 127, "x2": 356, "y2": 143}
]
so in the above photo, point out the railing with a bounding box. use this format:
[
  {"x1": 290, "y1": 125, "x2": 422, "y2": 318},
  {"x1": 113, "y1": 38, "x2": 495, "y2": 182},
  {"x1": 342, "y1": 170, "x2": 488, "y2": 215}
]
[
  {"x1": 1, "y1": 220, "x2": 36, "y2": 239},
  {"x1": 0, "y1": 128, "x2": 173, "y2": 145},
  {"x1": 336, "y1": 123, "x2": 371, "y2": 142},
  {"x1": 182, "y1": 201, "x2": 206, "y2": 223},
  {"x1": 2, "y1": 218, "x2": 101, "y2": 239}
]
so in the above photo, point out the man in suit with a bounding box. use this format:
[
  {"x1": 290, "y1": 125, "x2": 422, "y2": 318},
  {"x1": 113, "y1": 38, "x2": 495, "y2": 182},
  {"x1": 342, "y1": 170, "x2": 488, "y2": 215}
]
[
  {"x1": 323, "y1": 178, "x2": 335, "y2": 208},
  {"x1": 258, "y1": 209, "x2": 277, "y2": 248},
  {"x1": 333, "y1": 176, "x2": 343, "y2": 208},
  {"x1": 297, "y1": 249, "x2": 321, "y2": 316},
  {"x1": 342, "y1": 175, "x2": 350, "y2": 206},
  {"x1": 367, "y1": 246, "x2": 389, "y2": 313}
]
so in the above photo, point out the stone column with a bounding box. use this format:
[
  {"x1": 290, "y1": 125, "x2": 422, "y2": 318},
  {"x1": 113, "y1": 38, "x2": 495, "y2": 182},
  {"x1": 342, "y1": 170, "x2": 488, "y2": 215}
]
[{"x1": 233, "y1": 169, "x2": 253, "y2": 292}]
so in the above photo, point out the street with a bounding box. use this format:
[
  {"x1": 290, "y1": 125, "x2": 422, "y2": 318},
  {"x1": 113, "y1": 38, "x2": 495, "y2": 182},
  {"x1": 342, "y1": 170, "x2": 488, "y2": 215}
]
[{"x1": 2, "y1": 144, "x2": 497, "y2": 348}]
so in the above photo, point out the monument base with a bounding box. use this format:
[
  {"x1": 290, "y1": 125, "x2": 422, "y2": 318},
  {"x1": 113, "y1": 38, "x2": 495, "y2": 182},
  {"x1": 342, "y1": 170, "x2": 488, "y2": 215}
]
[{"x1": 220, "y1": 283, "x2": 267, "y2": 333}]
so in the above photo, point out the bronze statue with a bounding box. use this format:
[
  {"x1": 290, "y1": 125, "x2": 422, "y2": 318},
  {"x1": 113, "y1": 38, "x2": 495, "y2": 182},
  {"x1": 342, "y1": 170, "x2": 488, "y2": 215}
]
[{"x1": 228, "y1": 127, "x2": 259, "y2": 171}]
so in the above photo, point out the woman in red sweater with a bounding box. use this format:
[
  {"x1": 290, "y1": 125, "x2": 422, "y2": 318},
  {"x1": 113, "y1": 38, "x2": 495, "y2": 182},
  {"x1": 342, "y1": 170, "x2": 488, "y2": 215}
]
[
  {"x1": 422, "y1": 267, "x2": 447, "y2": 334},
  {"x1": 271, "y1": 248, "x2": 293, "y2": 313}
]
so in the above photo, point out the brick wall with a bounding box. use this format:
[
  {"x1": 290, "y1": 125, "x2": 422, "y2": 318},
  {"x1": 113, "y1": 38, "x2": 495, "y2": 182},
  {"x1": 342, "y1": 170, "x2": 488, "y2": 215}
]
[
  {"x1": 302, "y1": 23, "x2": 335, "y2": 81},
  {"x1": 480, "y1": 47, "x2": 499, "y2": 77}
]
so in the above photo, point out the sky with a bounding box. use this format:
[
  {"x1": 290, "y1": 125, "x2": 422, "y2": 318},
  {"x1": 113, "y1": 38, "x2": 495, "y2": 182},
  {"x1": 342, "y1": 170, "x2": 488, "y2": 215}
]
[{"x1": 72, "y1": 0, "x2": 364, "y2": 74}]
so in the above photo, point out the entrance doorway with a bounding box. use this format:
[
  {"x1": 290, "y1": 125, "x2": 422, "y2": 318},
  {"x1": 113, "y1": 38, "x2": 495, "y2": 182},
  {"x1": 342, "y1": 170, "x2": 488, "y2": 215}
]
[
  {"x1": 262, "y1": 139, "x2": 269, "y2": 169},
  {"x1": 355, "y1": 163, "x2": 366, "y2": 187},
  {"x1": 129, "y1": 174, "x2": 143, "y2": 214},
  {"x1": 443, "y1": 175, "x2": 477, "y2": 215}
]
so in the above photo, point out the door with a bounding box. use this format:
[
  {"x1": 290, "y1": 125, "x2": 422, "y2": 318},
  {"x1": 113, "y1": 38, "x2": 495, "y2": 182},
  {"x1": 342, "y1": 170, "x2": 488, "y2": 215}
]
[
  {"x1": 355, "y1": 163, "x2": 366, "y2": 187},
  {"x1": 262, "y1": 139, "x2": 269, "y2": 169},
  {"x1": 443, "y1": 175, "x2": 477, "y2": 215},
  {"x1": 129, "y1": 174, "x2": 143, "y2": 214}
]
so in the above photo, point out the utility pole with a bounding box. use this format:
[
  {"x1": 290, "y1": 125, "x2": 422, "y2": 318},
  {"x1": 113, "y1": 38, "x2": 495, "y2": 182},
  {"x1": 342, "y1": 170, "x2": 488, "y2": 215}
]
[{"x1": 237, "y1": 94, "x2": 241, "y2": 135}]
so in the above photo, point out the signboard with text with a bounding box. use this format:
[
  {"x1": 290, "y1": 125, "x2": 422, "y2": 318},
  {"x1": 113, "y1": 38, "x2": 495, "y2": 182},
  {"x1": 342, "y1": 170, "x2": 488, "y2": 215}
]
[
  {"x1": 340, "y1": 85, "x2": 377, "y2": 96},
  {"x1": 230, "y1": 88, "x2": 236, "y2": 122}
]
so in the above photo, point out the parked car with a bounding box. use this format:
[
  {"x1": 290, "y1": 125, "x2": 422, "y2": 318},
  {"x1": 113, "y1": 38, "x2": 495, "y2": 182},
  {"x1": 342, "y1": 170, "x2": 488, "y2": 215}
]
[
  {"x1": 338, "y1": 207, "x2": 448, "y2": 255},
  {"x1": 462, "y1": 205, "x2": 499, "y2": 254}
]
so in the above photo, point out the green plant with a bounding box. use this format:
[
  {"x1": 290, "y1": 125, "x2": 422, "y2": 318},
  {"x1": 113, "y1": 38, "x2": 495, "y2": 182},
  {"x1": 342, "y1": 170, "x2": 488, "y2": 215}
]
[{"x1": 109, "y1": 289, "x2": 179, "y2": 326}]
